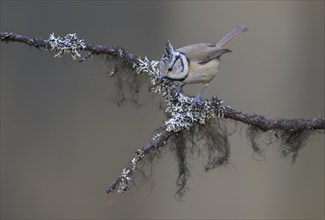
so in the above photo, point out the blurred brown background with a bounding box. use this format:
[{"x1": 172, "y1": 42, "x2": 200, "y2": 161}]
[{"x1": 1, "y1": 1, "x2": 324, "y2": 219}]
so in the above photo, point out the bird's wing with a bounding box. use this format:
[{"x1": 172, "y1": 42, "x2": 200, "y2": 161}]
[{"x1": 177, "y1": 43, "x2": 230, "y2": 64}]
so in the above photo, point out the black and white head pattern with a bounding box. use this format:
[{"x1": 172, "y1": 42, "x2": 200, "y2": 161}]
[{"x1": 159, "y1": 41, "x2": 189, "y2": 81}]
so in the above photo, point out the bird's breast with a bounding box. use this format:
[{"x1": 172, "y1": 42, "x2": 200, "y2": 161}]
[{"x1": 184, "y1": 59, "x2": 220, "y2": 84}]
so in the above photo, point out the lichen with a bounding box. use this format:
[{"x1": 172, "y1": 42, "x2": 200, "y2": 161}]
[
  {"x1": 115, "y1": 131, "x2": 166, "y2": 194},
  {"x1": 134, "y1": 57, "x2": 225, "y2": 133},
  {"x1": 117, "y1": 149, "x2": 145, "y2": 193},
  {"x1": 105, "y1": 57, "x2": 225, "y2": 195},
  {"x1": 0, "y1": 32, "x2": 12, "y2": 40},
  {"x1": 48, "y1": 33, "x2": 86, "y2": 60}
]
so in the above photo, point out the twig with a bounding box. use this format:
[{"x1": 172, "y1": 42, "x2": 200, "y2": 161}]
[
  {"x1": 209, "y1": 97, "x2": 325, "y2": 132},
  {"x1": 106, "y1": 130, "x2": 172, "y2": 194},
  {"x1": 0, "y1": 32, "x2": 138, "y2": 68}
]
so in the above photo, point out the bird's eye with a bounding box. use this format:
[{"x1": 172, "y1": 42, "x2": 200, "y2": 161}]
[{"x1": 168, "y1": 67, "x2": 172, "y2": 72}]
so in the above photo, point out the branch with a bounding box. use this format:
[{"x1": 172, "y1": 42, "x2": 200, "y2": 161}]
[
  {"x1": 221, "y1": 104, "x2": 325, "y2": 131},
  {"x1": 0, "y1": 32, "x2": 138, "y2": 67},
  {"x1": 106, "y1": 130, "x2": 171, "y2": 194},
  {"x1": 2, "y1": 32, "x2": 324, "y2": 131},
  {"x1": 2, "y1": 32, "x2": 324, "y2": 197}
]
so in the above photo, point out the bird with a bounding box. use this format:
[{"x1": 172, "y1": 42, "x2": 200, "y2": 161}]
[{"x1": 159, "y1": 25, "x2": 248, "y2": 103}]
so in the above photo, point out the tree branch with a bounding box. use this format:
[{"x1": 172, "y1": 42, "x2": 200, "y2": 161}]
[
  {"x1": 0, "y1": 32, "x2": 138, "y2": 67},
  {"x1": 106, "y1": 130, "x2": 171, "y2": 194},
  {"x1": 1, "y1": 32, "x2": 324, "y2": 196},
  {"x1": 220, "y1": 103, "x2": 325, "y2": 131}
]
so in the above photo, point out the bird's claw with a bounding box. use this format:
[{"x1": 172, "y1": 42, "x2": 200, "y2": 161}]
[
  {"x1": 173, "y1": 83, "x2": 185, "y2": 96},
  {"x1": 159, "y1": 75, "x2": 165, "y2": 81},
  {"x1": 191, "y1": 94, "x2": 203, "y2": 105}
]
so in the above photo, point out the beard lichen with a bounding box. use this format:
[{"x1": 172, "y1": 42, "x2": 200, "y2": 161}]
[
  {"x1": 131, "y1": 57, "x2": 233, "y2": 197},
  {"x1": 166, "y1": 118, "x2": 231, "y2": 198},
  {"x1": 108, "y1": 57, "x2": 229, "y2": 197},
  {"x1": 108, "y1": 56, "x2": 316, "y2": 197},
  {"x1": 246, "y1": 124, "x2": 316, "y2": 163}
]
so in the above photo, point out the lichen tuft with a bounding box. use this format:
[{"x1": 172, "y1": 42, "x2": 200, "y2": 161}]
[{"x1": 48, "y1": 33, "x2": 86, "y2": 60}]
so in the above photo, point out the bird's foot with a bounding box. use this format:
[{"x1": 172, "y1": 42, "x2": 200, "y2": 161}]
[
  {"x1": 159, "y1": 75, "x2": 165, "y2": 82},
  {"x1": 173, "y1": 83, "x2": 185, "y2": 95},
  {"x1": 191, "y1": 94, "x2": 204, "y2": 105}
]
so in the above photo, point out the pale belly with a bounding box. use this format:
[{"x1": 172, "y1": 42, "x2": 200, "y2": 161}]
[{"x1": 183, "y1": 59, "x2": 220, "y2": 84}]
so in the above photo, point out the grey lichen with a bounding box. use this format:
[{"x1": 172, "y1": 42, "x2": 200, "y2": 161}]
[
  {"x1": 164, "y1": 93, "x2": 216, "y2": 132},
  {"x1": 0, "y1": 32, "x2": 12, "y2": 40},
  {"x1": 48, "y1": 33, "x2": 86, "y2": 60},
  {"x1": 114, "y1": 131, "x2": 166, "y2": 194},
  {"x1": 134, "y1": 57, "x2": 225, "y2": 133},
  {"x1": 117, "y1": 156, "x2": 142, "y2": 193},
  {"x1": 109, "y1": 57, "x2": 227, "y2": 195}
]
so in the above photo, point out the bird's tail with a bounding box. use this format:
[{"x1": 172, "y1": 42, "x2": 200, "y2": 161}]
[{"x1": 216, "y1": 25, "x2": 248, "y2": 48}]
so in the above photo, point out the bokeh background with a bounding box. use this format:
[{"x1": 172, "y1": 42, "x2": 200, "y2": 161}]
[{"x1": 1, "y1": 1, "x2": 324, "y2": 219}]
